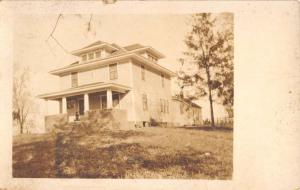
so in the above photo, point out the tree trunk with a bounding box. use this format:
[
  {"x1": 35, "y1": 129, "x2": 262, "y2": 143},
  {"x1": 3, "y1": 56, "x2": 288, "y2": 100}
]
[{"x1": 206, "y1": 66, "x2": 215, "y2": 128}]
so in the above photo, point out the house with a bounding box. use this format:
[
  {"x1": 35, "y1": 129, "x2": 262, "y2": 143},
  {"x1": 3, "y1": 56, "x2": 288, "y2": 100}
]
[{"x1": 38, "y1": 41, "x2": 202, "y2": 130}]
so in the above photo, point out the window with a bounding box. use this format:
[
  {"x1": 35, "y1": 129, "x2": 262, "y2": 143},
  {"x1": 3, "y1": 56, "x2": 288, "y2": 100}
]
[
  {"x1": 180, "y1": 102, "x2": 184, "y2": 114},
  {"x1": 82, "y1": 54, "x2": 87, "y2": 61},
  {"x1": 141, "y1": 65, "x2": 145, "y2": 80},
  {"x1": 95, "y1": 51, "x2": 101, "y2": 58},
  {"x1": 161, "y1": 74, "x2": 165, "y2": 87},
  {"x1": 160, "y1": 99, "x2": 164, "y2": 112},
  {"x1": 166, "y1": 100, "x2": 169, "y2": 113},
  {"x1": 142, "y1": 94, "x2": 148, "y2": 111},
  {"x1": 88, "y1": 52, "x2": 94, "y2": 60},
  {"x1": 109, "y1": 63, "x2": 118, "y2": 80},
  {"x1": 159, "y1": 99, "x2": 168, "y2": 113},
  {"x1": 148, "y1": 54, "x2": 157, "y2": 62},
  {"x1": 71, "y1": 72, "x2": 78, "y2": 87}
]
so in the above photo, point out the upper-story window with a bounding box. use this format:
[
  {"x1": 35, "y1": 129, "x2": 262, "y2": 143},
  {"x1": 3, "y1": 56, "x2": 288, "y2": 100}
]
[
  {"x1": 71, "y1": 72, "x2": 78, "y2": 88},
  {"x1": 161, "y1": 74, "x2": 165, "y2": 87},
  {"x1": 109, "y1": 63, "x2": 118, "y2": 80},
  {"x1": 180, "y1": 102, "x2": 184, "y2": 114},
  {"x1": 82, "y1": 55, "x2": 87, "y2": 61},
  {"x1": 142, "y1": 94, "x2": 148, "y2": 111},
  {"x1": 141, "y1": 65, "x2": 145, "y2": 81}
]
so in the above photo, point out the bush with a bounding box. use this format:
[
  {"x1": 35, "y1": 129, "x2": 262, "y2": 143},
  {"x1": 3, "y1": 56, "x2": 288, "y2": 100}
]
[{"x1": 149, "y1": 118, "x2": 159, "y2": 127}]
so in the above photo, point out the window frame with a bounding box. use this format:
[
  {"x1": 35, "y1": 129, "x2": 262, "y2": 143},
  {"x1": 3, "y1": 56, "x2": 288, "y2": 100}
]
[
  {"x1": 95, "y1": 51, "x2": 101, "y2": 59},
  {"x1": 71, "y1": 72, "x2": 78, "y2": 88},
  {"x1": 148, "y1": 54, "x2": 157, "y2": 62},
  {"x1": 88, "y1": 52, "x2": 94, "y2": 60},
  {"x1": 142, "y1": 94, "x2": 148, "y2": 111},
  {"x1": 160, "y1": 99, "x2": 164, "y2": 113},
  {"x1": 141, "y1": 65, "x2": 145, "y2": 81},
  {"x1": 166, "y1": 100, "x2": 169, "y2": 113},
  {"x1": 82, "y1": 54, "x2": 87, "y2": 62},
  {"x1": 161, "y1": 74, "x2": 165, "y2": 87},
  {"x1": 180, "y1": 102, "x2": 184, "y2": 114},
  {"x1": 109, "y1": 63, "x2": 118, "y2": 80}
]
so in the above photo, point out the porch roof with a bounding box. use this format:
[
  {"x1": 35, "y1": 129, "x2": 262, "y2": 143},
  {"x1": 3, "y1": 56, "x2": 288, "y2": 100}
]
[{"x1": 37, "y1": 82, "x2": 131, "y2": 100}]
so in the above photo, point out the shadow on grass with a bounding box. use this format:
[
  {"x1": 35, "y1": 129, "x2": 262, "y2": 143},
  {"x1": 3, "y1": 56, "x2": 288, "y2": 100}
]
[
  {"x1": 101, "y1": 130, "x2": 148, "y2": 139},
  {"x1": 179, "y1": 126, "x2": 233, "y2": 132},
  {"x1": 13, "y1": 135, "x2": 57, "y2": 178},
  {"x1": 52, "y1": 141, "x2": 232, "y2": 179},
  {"x1": 13, "y1": 127, "x2": 232, "y2": 179}
]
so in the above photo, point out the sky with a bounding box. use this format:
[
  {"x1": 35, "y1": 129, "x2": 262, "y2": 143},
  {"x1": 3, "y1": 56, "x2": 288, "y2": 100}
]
[{"x1": 13, "y1": 14, "x2": 229, "y2": 123}]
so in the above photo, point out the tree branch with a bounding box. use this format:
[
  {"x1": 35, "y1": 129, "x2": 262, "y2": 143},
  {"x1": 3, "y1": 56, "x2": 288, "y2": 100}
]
[{"x1": 47, "y1": 14, "x2": 62, "y2": 41}]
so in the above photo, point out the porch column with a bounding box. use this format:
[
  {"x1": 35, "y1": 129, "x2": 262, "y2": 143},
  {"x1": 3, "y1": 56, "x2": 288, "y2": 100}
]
[
  {"x1": 107, "y1": 89, "x2": 112, "y2": 109},
  {"x1": 62, "y1": 97, "x2": 67, "y2": 114},
  {"x1": 84, "y1": 93, "x2": 89, "y2": 112}
]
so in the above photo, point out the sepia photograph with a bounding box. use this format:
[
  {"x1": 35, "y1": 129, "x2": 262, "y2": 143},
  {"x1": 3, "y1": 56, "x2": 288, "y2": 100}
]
[
  {"x1": 1, "y1": 1, "x2": 299, "y2": 190},
  {"x1": 11, "y1": 13, "x2": 234, "y2": 179}
]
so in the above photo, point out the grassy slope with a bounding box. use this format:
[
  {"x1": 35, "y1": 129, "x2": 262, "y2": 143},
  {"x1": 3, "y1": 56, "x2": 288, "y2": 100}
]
[{"x1": 13, "y1": 127, "x2": 233, "y2": 179}]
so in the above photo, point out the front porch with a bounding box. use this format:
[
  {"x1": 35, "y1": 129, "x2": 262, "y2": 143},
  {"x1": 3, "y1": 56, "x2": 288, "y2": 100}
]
[
  {"x1": 61, "y1": 90, "x2": 123, "y2": 121},
  {"x1": 39, "y1": 82, "x2": 131, "y2": 123}
]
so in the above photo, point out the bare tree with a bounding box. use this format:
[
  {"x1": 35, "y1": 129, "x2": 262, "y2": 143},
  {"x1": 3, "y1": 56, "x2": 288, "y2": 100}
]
[
  {"x1": 178, "y1": 13, "x2": 234, "y2": 127},
  {"x1": 13, "y1": 66, "x2": 33, "y2": 134}
]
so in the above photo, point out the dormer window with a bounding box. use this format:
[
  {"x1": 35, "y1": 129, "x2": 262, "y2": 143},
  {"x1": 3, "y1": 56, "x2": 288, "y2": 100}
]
[
  {"x1": 148, "y1": 54, "x2": 158, "y2": 62},
  {"x1": 95, "y1": 51, "x2": 101, "y2": 58},
  {"x1": 82, "y1": 54, "x2": 87, "y2": 61},
  {"x1": 88, "y1": 53, "x2": 94, "y2": 60}
]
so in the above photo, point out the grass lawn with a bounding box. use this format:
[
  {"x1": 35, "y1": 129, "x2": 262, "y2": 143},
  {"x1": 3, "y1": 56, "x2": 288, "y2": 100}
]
[{"x1": 13, "y1": 126, "x2": 233, "y2": 179}]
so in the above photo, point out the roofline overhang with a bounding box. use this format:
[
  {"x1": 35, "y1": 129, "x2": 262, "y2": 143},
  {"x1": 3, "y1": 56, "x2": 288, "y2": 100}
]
[
  {"x1": 49, "y1": 53, "x2": 176, "y2": 77},
  {"x1": 71, "y1": 43, "x2": 119, "y2": 56},
  {"x1": 37, "y1": 83, "x2": 131, "y2": 100},
  {"x1": 130, "y1": 46, "x2": 166, "y2": 59},
  {"x1": 132, "y1": 54, "x2": 176, "y2": 77},
  {"x1": 172, "y1": 97, "x2": 202, "y2": 109}
]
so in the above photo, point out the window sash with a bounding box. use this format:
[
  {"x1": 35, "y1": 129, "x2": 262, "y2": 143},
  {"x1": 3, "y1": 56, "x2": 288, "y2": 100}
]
[
  {"x1": 166, "y1": 100, "x2": 169, "y2": 113},
  {"x1": 141, "y1": 65, "x2": 145, "y2": 80},
  {"x1": 109, "y1": 64, "x2": 118, "y2": 80},
  {"x1": 82, "y1": 54, "x2": 87, "y2": 61},
  {"x1": 142, "y1": 94, "x2": 148, "y2": 111},
  {"x1": 95, "y1": 51, "x2": 101, "y2": 58},
  {"x1": 180, "y1": 102, "x2": 184, "y2": 114},
  {"x1": 88, "y1": 53, "x2": 94, "y2": 60},
  {"x1": 71, "y1": 72, "x2": 78, "y2": 87},
  {"x1": 148, "y1": 54, "x2": 157, "y2": 62}
]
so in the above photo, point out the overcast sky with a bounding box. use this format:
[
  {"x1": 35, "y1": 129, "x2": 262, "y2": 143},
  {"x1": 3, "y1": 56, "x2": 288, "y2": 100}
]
[{"x1": 14, "y1": 14, "x2": 228, "y2": 119}]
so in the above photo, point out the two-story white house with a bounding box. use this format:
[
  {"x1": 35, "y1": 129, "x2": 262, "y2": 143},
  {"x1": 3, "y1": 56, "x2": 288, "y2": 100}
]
[{"x1": 38, "y1": 41, "x2": 202, "y2": 130}]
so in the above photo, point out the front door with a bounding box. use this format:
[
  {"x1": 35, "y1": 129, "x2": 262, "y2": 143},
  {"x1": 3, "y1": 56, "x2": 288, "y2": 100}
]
[{"x1": 78, "y1": 99, "x2": 84, "y2": 115}]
